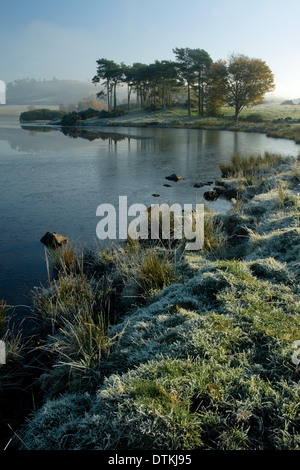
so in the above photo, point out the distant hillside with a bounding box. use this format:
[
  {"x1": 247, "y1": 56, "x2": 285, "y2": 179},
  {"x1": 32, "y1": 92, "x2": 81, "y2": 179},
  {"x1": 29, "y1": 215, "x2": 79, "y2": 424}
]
[
  {"x1": 281, "y1": 98, "x2": 300, "y2": 105},
  {"x1": 6, "y1": 78, "x2": 100, "y2": 106}
]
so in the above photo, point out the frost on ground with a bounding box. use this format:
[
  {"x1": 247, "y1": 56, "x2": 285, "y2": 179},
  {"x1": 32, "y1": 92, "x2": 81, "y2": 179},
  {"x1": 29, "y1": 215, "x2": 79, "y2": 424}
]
[{"x1": 8, "y1": 155, "x2": 300, "y2": 450}]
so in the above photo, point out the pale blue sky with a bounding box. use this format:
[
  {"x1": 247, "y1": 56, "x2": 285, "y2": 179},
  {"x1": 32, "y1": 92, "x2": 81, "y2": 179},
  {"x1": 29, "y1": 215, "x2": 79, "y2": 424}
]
[{"x1": 0, "y1": 0, "x2": 299, "y2": 97}]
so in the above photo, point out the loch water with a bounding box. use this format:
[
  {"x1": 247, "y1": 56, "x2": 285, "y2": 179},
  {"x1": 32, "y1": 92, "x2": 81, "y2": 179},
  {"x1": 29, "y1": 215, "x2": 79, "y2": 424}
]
[{"x1": 0, "y1": 117, "x2": 299, "y2": 306}]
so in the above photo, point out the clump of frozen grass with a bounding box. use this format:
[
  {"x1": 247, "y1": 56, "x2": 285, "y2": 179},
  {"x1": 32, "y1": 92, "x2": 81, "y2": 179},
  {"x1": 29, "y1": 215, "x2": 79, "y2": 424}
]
[
  {"x1": 248, "y1": 257, "x2": 294, "y2": 284},
  {"x1": 135, "y1": 249, "x2": 178, "y2": 294},
  {"x1": 31, "y1": 270, "x2": 122, "y2": 394},
  {"x1": 291, "y1": 165, "x2": 300, "y2": 183},
  {"x1": 202, "y1": 208, "x2": 227, "y2": 253},
  {"x1": 83, "y1": 241, "x2": 119, "y2": 277},
  {"x1": 32, "y1": 272, "x2": 110, "y2": 333},
  {"x1": 1, "y1": 326, "x2": 24, "y2": 365},
  {"x1": 244, "y1": 189, "x2": 281, "y2": 215},
  {"x1": 109, "y1": 241, "x2": 181, "y2": 302},
  {"x1": 219, "y1": 152, "x2": 286, "y2": 180},
  {"x1": 276, "y1": 180, "x2": 299, "y2": 209},
  {"x1": 48, "y1": 242, "x2": 82, "y2": 276},
  {"x1": 246, "y1": 227, "x2": 300, "y2": 268},
  {"x1": 40, "y1": 304, "x2": 124, "y2": 393}
]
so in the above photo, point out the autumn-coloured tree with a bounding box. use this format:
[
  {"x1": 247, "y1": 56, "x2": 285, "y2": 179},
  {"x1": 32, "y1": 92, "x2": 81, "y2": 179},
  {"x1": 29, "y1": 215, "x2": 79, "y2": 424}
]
[
  {"x1": 77, "y1": 97, "x2": 105, "y2": 111},
  {"x1": 226, "y1": 54, "x2": 275, "y2": 121}
]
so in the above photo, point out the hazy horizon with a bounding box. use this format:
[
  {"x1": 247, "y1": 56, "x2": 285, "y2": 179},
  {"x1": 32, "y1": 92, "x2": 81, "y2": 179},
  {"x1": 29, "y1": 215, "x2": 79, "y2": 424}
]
[{"x1": 0, "y1": 0, "x2": 299, "y2": 100}]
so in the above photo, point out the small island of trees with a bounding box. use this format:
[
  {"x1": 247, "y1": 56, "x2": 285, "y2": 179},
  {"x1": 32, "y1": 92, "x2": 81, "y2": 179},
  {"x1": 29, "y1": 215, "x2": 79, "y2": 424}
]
[{"x1": 92, "y1": 48, "x2": 275, "y2": 121}]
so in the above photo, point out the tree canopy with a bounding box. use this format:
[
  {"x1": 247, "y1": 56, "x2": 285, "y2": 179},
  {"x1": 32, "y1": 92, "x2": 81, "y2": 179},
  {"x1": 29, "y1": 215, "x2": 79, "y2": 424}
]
[
  {"x1": 92, "y1": 49, "x2": 275, "y2": 119},
  {"x1": 226, "y1": 54, "x2": 275, "y2": 121}
]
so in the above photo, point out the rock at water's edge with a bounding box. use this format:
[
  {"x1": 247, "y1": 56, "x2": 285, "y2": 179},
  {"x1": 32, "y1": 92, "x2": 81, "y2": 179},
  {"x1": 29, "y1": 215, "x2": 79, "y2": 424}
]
[
  {"x1": 40, "y1": 232, "x2": 68, "y2": 249},
  {"x1": 166, "y1": 173, "x2": 182, "y2": 182}
]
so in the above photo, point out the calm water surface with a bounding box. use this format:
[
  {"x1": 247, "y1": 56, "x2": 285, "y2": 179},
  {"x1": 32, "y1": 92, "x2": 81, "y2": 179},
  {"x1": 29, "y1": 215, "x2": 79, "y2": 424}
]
[{"x1": 0, "y1": 117, "x2": 299, "y2": 306}]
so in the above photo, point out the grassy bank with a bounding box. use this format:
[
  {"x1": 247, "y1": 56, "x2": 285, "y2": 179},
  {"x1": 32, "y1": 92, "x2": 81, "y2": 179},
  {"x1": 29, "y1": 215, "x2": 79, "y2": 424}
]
[
  {"x1": 0, "y1": 152, "x2": 299, "y2": 450},
  {"x1": 77, "y1": 104, "x2": 300, "y2": 144}
]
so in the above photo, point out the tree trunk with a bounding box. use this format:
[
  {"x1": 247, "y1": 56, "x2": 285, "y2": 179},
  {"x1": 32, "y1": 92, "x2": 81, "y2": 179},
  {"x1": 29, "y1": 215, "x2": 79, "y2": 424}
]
[
  {"x1": 107, "y1": 83, "x2": 110, "y2": 111},
  {"x1": 162, "y1": 83, "x2": 166, "y2": 110},
  {"x1": 140, "y1": 88, "x2": 143, "y2": 109},
  {"x1": 168, "y1": 85, "x2": 171, "y2": 107},
  {"x1": 114, "y1": 83, "x2": 117, "y2": 109},
  {"x1": 188, "y1": 83, "x2": 191, "y2": 116},
  {"x1": 234, "y1": 107, "x2": 239, "y2": 122},
  {"x1": 127, "y1": 85, "x2": 131, "y2": 111}
]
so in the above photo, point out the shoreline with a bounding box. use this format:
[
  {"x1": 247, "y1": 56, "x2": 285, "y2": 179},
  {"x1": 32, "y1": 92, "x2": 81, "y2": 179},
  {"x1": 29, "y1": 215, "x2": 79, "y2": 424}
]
[
  {"x1": 17, "y1": 105, "x2": 300, "y2": 144},
  {"x1": 70, "y1": 109, "x2": 300, "y2": 144},
  {"x1": 1, "y1": 152, "x2": 299, "y2": 450}
]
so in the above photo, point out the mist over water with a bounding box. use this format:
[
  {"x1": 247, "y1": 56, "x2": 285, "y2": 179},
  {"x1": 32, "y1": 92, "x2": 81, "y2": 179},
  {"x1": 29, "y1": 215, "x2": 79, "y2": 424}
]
[{"x1": 0, "y1": 117, "x2": 299, "y2": 306}]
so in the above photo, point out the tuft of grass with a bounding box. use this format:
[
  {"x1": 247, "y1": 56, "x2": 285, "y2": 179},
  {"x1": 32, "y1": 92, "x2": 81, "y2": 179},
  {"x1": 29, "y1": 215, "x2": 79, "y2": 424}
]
[
  {"x1": 41, "y1": 306, "x2": 122, "y2": 391},
  {"x1": 137, "y1": 250, "x2": 178, "y2": 294},
  {"x1": 48, "y1": 242, "x2": 81, "y2": 275},
  {"x1": 219, "y1": 152, "x2": 286, "y2": 179},
  {"x1": 113, "y1": 242, "x2": 180, "y2": 300},
  {"x1": 1, "y1": 326, "x2": 25, "y2": 365},
  {"x1": 32, "y1": 272, "x2": 112, "y2": 333},
  {"x1": 276, "y1": 180, "x2": 299, "y2": 210},
  {"x1": 203, "y1": 209, "x2": 227, "y2": 253},
  {"x1": 291, "y1": 165, "x2": 300, "y2": 183}
]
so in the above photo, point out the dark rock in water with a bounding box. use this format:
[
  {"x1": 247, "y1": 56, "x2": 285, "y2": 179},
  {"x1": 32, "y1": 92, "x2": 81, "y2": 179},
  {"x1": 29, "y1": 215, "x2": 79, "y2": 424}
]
[
  {"x1": 163, "y1": 184, "x2": 172, "y2": 187},
  {"x1": 214, "y1": 186, "x2": 238, "y2": 200},
  {"x1": 214, "y1": 186, "x2": 226, "y2": 196},
  {"x1": 194, "y1": 181, "x2": 214, "y2": 188},
  {"x1": 203, "y1": 190, "x2": 218, "y2": 201},
  {"x1": 205, "y1": 185, "x2": 238, "y2": 201},
  {"x1": 223, "y1": 188, "x2": 238, "y2": 200},
  {"x1": 166, "y1": 173, "x2": 181, "y2": 182},
  {"x1": 152, "y1": 193, "x2": 160, "y2": 197},
  {"x1": 40, "y1": 232, "x2": 68, "y2": 249},
  {"x1": 215, "y1": 180, "x2": 230, "y2": 188}
]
